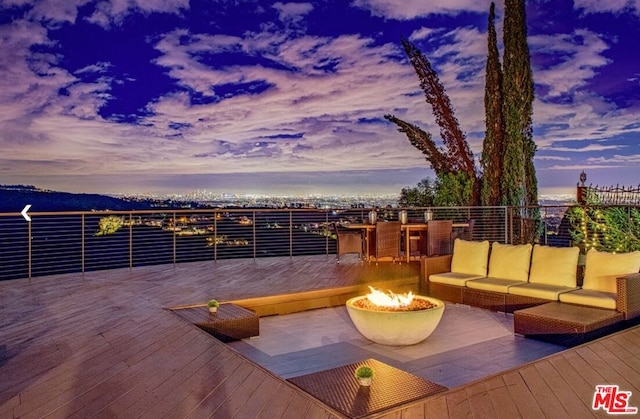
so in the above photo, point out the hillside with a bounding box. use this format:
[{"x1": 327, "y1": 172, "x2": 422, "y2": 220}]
[{"x1": 0, "y1": 185, "x2": 188, "y2": 212}]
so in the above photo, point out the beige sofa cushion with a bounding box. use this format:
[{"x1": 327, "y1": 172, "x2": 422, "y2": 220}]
[
  {"x1": 528, "y1": 245, "x2": 580, "y2": 287},
  {"x1": 508, "y1": 283, "x2": 578, "y2": 301},
  {"x1": 450, "y1": 239, "x2": 490, "y2": 277},
  {"x1": 466, "y1": 277, "x2": 527, "y2": 293},
  {"x1": 559, "y1": 289, "x2": 617, "y2": 310},
  {"x1": 583, "y1": 248, "x2": 640, "y2": 293},
  {"x1": 429, "y1": 272, "x2": 485, "y2": 287},
  {"x1": 487, "y1": 242, "x2": 533, "y2": 282}
]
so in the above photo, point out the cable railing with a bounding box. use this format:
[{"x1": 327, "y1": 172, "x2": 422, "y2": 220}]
[{"x1": 1, "y1": 205, "x2": 636, "y2": 281}]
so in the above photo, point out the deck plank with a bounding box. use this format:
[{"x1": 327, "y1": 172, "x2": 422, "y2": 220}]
[
  {"x1": 482, "y1": 376, "x2": 520, "y2": 419},
  {"x1": 533, "y1": 359, "x2": 593, "y2": 418},
  {"x1": 501, "y1": 370, "x2": 545, "y2": 419}
]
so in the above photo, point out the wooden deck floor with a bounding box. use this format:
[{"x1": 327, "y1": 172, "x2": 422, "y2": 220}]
[{"x1": 1, "y1": 255, "x2": 639, "y2": 418}]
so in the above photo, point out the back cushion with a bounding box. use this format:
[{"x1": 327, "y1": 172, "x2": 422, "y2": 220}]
[
  {"x1": 583, "y1": 248, "x2": 640, "y2": 293},
  {"x1": 488, "y1": 242, "x2": 533, "y2": 282},
  {"x1": 451, "y1": 239, "x2": 490, "y2": 276},
  {"x1": 528, "y1": 245, "x2": 580, "y2": 287}
]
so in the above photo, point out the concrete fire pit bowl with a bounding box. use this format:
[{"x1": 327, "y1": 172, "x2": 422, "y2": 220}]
[{"x1": 346, "y1": 295, "x2": 445, "y2": 346}]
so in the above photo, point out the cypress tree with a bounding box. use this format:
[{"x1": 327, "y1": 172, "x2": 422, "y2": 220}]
[
  {"x1": 385, "y1": 38, "x2": 480, "y2": 205},
  {"x1": 481, "y1": 2, "x2": 504, "y2": 206},
  {"x1": 501, "y1": 0, "x2": 537, "y2": 207}
]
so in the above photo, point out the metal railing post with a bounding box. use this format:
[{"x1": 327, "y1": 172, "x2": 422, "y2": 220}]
[
  {"x1": 325, "y1": 211, "x2": 329, "y2": 256},
  {"x1": 504, "y1": 206, "x2": 509, "y2": 244},
  {"x1": 173, "y1": 212, "x2": 177, "y2": 265},
  {"x1": 129, "y1": 212, "x2": 133, "y2": 269},
  {"x1": 289, "y1": 211, "x2": 293, "y2": 258},
  {"x1": 28, "y1": 220, "x2": 32, "y2": 279},
  {"x1": 81, "y1": 213, "x2": 85, "y2": 273},
  {"x1": 214, "y1": 211, "x2": 218, "y2": 261},
  {"x1": 252, "y1": 211, "x2": 257, "y2": 259}
]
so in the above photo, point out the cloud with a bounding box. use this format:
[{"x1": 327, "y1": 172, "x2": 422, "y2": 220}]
[
  {"x1": 574, "y1": 0, "x2": 640, "y2": 16},
  {"x1": 535, "y1": 155, "x2": 571, "y2": 161},
  {"x1": 544, "y1": 163, "x2": 619, "y2": 170},
  {"x1": 273, "y1": 2, "x2": 313, "y2": 23},
  {"x1": 408, "y1": 26, "x2": 439, "y2": 41},
  {"x1": 145, "y1": 28, "x2": 429, "y2": 174},
  {"x1": 544, "y1": 144, "x2": 624, "y2": 152},
  {"x1": 86, "y1": 0, "x2": 189, "y2": 28},
  {"x1": 2, "y1": 0, "x2": 189, "y2": 27},
  {"x1": 352, "y1": 0, "x2": 488, "y2": 20},
  {"x1": 587, "y1": 153, "x2": 640, "y2": 163},
  {"x1": 530, "y1": 29, "x2": 610, "y2": 98}
]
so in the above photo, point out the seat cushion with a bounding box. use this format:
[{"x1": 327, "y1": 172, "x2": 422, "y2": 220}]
[
  {"x1": 466, "y1": 277, "x2": 527, "y2": 293},
  {"x1": 528, "y1": 245, "x2": 580, "y2": 287},
  {"x1": 450, "y1": 239, "x2": 490, "y2": 277},
  {"x1": 559, "y1": 288, "x2": 617, "y2": 310},
  {"x1": 583, "y1": 248, "x2": 640, "y2": 293},
  {"x1": 488, "y1": 242, "x2": 533, "y2": 282},
  {"x1": 508, "y1": 283, "x2": 578, "y2": 301},
  {"x1": 429, "y1": 272, "x2": 486, "y2": 287}
]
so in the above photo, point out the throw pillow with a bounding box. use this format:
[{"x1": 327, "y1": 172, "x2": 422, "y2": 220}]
[
  {"x1": 488, "y1": 242, "x2": 533, "y2": 282},
  {"x1": 528, "y1": 245, "x2": 580, "y2": 287},
  {"x1": 450, "y1": 239, "x2": 490, "y2": 277},
  {"x1": 583, "y1": 248, "x2": 640, "y2": 293}
]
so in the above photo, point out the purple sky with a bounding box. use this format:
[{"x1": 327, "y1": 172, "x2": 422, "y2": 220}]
[{"x1": 1, "y1": 0, "x2": 639, "y2": 198}]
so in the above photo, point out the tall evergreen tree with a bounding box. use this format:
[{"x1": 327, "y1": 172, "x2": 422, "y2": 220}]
[
  {"x1": 501, "y1": 0, "x2": 537, "y2": 207},
  {"x1": 385, "y1": 38, "x2": 480, "y2": 205},
  {"x1": 388, "y1": 2, "x2": 538, "y2": 209},
  {"x1": 481, "y1": 2, "x2": 504, "y2": 207}
]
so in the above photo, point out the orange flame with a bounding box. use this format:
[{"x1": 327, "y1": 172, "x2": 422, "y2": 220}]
[{"x1": 365, "y1": 286, "x2": 414, "y2": 308}]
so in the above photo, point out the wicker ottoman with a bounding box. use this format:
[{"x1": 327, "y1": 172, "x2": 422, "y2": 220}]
[
  {"x1": 514, "y1": 302, "x2": 624, "y2": 344},
  {"x1": 174, "y1": 304, "x2": 259, "y2": 342}
]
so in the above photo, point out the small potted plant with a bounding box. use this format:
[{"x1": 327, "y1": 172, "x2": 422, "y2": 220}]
[
  {"x1": 207, "y1": 299, "x2": 220, "y2": 313},
  {"x1": 354, "y1": 365, "x2": 374, "y2": 386}
]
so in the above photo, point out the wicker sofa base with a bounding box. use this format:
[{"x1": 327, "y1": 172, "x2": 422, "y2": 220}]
[
  {"x1": 505, "y1": 294, "x2": 552, "y2": 314},
  {"x1": 463, "y1": 288, "x2": 506, "y2": 312},
  {"x1": 514, "y1": 302, "x2": 624, "y2": 345},
  {"x1": 426, "y1": 282, "x2": 547, "y2": 313},
  {"x1": 428, "y1": 282, "x2": 464, "y2": 304}
]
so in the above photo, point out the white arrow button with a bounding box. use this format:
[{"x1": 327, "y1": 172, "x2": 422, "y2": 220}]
[{"x1": 21, "y1": 204, "x2": 32, "y2": 222}]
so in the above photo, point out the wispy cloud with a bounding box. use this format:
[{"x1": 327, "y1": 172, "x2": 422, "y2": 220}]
[
  {"x1": 587, "y1": 153, "x2": 640, "y2": 163},
  {"x1": 574, "y1": 0, "x2": 640, "y2": 16},
  {"x1": 352, "y1": 0, "x2": 488, "y2": 20},
  {"x1": 535, "y1": 155, "x2": 571, "y2": 161},
  {"x1": 543, "y1": 144, "x2": 624, "y2": 152}
]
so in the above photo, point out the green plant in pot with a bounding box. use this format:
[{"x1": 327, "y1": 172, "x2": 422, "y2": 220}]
[
  {"x1": 207, "y1": 299, "x2": 220, "y2": 313},
  {"x1": 354, "y1": 365, "x2": 374, "y2": 386}
]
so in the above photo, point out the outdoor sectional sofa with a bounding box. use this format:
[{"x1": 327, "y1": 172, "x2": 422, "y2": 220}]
[{"x1": 421, "y1": 239, "x2": 640, "y2": 342}]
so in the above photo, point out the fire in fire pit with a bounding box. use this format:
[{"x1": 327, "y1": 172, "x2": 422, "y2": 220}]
[
  {"x1": 346, "y1": 287, "x2": 444, "y2": 346},
  {"x1": 352, "y1": 286, "x2": 437, "y2": 312}
]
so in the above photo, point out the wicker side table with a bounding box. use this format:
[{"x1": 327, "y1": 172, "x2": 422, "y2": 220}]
[
  {"x1": 288, "y1": 358, "x2": 447, "y2": 418},
  {"x1": 174, "y1": 304, "x2": 259, "y2": 342},
  {"x1": 514, "y1": 302, "x2": 624, "y2": 344}
]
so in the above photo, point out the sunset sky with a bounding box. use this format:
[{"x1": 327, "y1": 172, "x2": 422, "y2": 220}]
[{"x1": 1, "y1": 0, "x2": 639, "y2": 197}]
